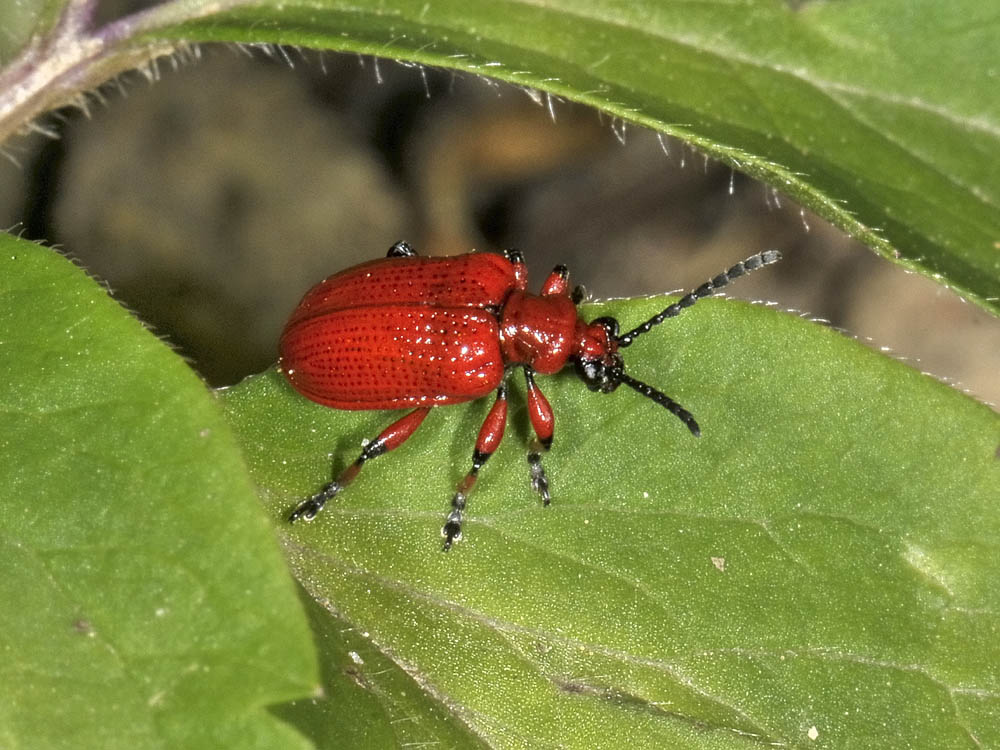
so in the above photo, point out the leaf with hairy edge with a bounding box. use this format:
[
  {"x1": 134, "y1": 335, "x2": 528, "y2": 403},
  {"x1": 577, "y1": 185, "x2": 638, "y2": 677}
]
[
  {"x1": 273, "y1": 584, "x2": 492, "y2": 749},
  {"x1": 139, "y1": 0, "x2": 999, "y2": 314},
  {"x1": 0, "y1": 234, "x2": 318, "y2": 748},
  {"x1": 221, "y1": 292, "x2": 1000, "y2": 748}
]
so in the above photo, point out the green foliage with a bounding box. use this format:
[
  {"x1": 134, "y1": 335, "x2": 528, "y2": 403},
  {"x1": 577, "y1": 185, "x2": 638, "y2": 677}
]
[
  {"x1": 219, "y1": 294, "x2": 1000, "y2": 748},
  {"x1": 1, "y1": 0, "x2": 998, "y2": 747},
  {"x1": 0, "y1": 236, "x2": 318, "y2": 748},
  {"x1": 157, "y1": 0, "x2": 1000, "y2": 314}
]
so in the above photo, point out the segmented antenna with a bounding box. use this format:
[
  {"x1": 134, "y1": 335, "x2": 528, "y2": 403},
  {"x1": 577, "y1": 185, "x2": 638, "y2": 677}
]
[
  {"x1": 612, "y1": 370, "x2": 701, "y2": 437},
  {"x1": 617, "y1": 250, "x2": 781, "y2": 347}
]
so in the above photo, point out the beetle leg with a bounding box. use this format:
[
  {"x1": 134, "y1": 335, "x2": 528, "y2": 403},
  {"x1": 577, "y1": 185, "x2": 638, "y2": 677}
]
[
  {"x1": 387, "y1": 240, "x2": 417, "y2": 257},
  {"x1": 522, "y1": 367, "x2": 553, "y2": 506},
  {"x1": 442, "y1": 381, "x2": 509, "y2": 551},
  {"x1": 503, "y1": 248, "x2": 529, "y2": 290},
  {"x1": 540, "y1": 265, "x2": 570, "y2": 297},
  {"x1": 289, "y1": 407, "x2": 431, "y2": 523}
]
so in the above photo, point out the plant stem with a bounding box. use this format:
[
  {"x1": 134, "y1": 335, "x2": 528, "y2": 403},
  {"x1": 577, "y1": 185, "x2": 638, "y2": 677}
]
[{"x1": 0, "y1": 0, "x2": 252, "y2": 147}]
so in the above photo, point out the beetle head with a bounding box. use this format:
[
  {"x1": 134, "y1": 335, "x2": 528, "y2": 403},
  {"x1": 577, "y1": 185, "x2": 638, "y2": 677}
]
[
  {"x1": 573, "y1": 316, "x2": 701, "y2": 436},
  {"x1": 572, "y1": 317, "x2": 623, "y2": 392},
  {"x1": 567, "y1": 250, "x2": 781, "y2": 438}
]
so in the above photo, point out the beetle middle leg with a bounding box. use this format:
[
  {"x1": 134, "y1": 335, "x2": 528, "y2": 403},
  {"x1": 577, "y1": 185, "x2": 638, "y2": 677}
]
[
  {"x1": 289, "y1": 407, "x2": 431, "y2": 523},
  {"x1": 443, "y1": 380, "x2": 510, "y2": 551},
  {"x1": 522, "y1": 367, "x2": 553, "y2": 505}
]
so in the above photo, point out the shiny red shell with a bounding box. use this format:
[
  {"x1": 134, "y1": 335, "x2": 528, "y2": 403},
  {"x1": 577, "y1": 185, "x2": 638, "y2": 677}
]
[
  {"x1": 280, "y1": 245, "x2": 780, "y2": 544},
  {"x1": 279, "y1": 253, "x2": 526, "y2": 409}
]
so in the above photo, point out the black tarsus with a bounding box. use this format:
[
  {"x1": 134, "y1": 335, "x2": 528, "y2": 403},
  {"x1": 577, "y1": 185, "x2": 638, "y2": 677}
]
[
  {"x1": 504, "y1": 247, "x2": 525, "y2": 264},
  {"x1": 387, "y1": 240, "x2": 417, "y2": 257}
]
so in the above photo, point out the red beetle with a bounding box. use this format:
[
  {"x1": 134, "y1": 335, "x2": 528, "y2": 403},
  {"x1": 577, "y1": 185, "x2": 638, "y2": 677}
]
[{"x1": 280, "y1": 241, "x2": 780, "y2": 549}]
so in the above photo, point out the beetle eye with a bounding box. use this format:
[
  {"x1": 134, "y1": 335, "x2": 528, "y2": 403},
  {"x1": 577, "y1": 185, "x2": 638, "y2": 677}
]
[
  {"x1": 574, "y1": 359, "x2": 601, "y2": 391},
  {"x1": 574, "y1": 357, "x2": 621, "y2": 393}
]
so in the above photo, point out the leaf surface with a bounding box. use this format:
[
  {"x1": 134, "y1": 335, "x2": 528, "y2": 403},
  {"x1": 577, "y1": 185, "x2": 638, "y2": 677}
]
[
  {"x1": 0, "y1": 235, "x2": 318, "y2": 748},
  {"x1": 222, "y1": 292, "x2": 1000, "y2": 749},
  {"x1": 0, "y1": 0, "x2": 63, "y2": 64}
]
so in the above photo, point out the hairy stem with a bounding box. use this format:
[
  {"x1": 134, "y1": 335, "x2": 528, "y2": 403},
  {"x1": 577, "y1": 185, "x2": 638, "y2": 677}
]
[{"x1": 0, "y1": 0, "x2": 252, "y2": 147}]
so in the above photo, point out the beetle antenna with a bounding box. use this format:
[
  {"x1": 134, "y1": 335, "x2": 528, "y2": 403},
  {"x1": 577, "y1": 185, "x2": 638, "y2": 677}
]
[
  {"x1": 616, "y1": 250, "x2": 781, "y2": 347},
  {"x1": 611, "y1": 369, "x2": 701, "y2": 437}
]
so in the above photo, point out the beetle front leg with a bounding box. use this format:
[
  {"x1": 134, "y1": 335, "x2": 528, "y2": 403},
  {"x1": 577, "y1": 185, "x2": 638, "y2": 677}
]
[
  {"x1": 523, "y1": 367, "x2": 553, "y2": 505},
  {"x1": 443, "y1": 381, "x2": 509, "y2": 551},
  {"x1": 289, "y1": 407, "x2": 431, "y2": 523}
]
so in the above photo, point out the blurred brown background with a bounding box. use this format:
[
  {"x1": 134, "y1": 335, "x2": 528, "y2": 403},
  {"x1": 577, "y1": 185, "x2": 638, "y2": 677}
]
[{"x1": 2, "y1": 49, "x2": 997, "y2": 407}]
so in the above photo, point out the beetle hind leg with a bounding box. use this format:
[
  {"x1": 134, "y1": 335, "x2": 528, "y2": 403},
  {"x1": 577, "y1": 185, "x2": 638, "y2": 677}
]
[
  {"x1": 443, "y1": 382, "x2": 509, "y2": 551},
  {"x1": 289, "y1": 482, "x2": 341, "y2": 523},
  {"x1": 289, "y1": 407, "x2": 431, "y2": 523}
]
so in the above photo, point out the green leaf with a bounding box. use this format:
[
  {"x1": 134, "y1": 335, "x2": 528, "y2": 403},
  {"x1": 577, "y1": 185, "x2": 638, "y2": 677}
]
[
  {"x1": 142, "y1": 0, "x2": 1000, "y2": 314},
  {"x1": 0, "y1": 0, "x2": 64, "y2": 64},
  {"x1": 273, "y1": 584, "x2": 491, "y2": 749},
  {"x1": 221, "y1": 294, "x2": 1000, "y2": 748},
  {"x1": 0, "y1": 234, "x2": 318, "y2": 748}
]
